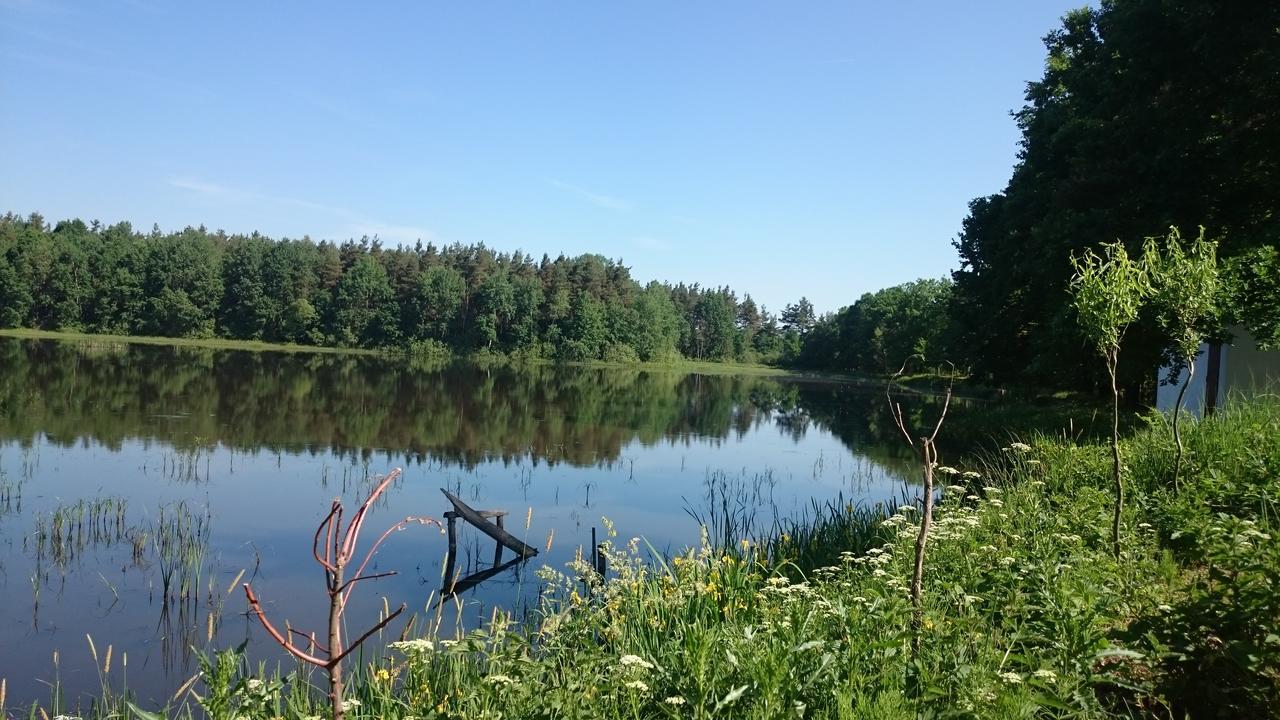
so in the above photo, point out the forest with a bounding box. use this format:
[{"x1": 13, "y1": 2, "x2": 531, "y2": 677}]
[
  {"x1": 0, "y1": 213, "x2": 820, "y2": 365},
  {"x1": 796, "y1": 0, "x2": 1279, "y2": 390},
  {"x1": 2, "y1": 0, "x2": 1277, "y2": 389}
]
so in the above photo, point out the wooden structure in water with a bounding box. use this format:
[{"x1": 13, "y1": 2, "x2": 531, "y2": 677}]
[{"x1": 440, "y1": 489, "x2": 538, "y2": 600}]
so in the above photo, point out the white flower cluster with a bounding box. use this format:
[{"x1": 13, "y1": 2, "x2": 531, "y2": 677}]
[
  {"x1": 619, "y1": 654, "x2": 655, "y2": 670},
  {"x1": 390, "y1": 638, "x2": 435, "y2": 655}
]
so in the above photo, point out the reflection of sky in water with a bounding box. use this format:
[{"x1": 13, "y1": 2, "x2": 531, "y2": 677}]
[{"x1": 0, "y1": 375, "x2": 914, "y2": 709}]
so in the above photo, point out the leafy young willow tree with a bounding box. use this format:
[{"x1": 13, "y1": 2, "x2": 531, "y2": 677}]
[
  {"x1": 1070, "y1": 240, "x2": 1152, "y2": 558},
  {"x1": 1145, "y1": 227, "x2": 1219, "y2": 490}
]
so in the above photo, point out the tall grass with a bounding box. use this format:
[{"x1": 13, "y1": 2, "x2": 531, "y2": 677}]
[{"x1": 13, "y1": 394, "x2": 1280, "y2": 719}]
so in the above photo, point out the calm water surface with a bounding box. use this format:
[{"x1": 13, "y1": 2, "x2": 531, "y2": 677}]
[{"x1": 0, "y1": 338, "x2": 923, "y2": 707}]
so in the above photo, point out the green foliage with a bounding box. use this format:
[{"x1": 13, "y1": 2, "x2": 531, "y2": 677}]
[
  {"x1": 334, "y1": 256, "x2": 400, "y2": 347},
  {"x1": 1145, "y1": 227, "x2": 1220, "y2": 364},
  {"x1": 1223, "y1": 245, "x2": 1280, "y2": 350},
  {"x1": 0, "y1": 213, "x2": 785, "y2": 364},
  {"x1": 950, "y1": 0, "x2": 1280, "y2": 387},
  {"x1": 1069, "y1": 240, "x2": 1152, "y2": 356},
  {"x1": 1070, "y1": 239, "x2": 1153, "y2": 556},
  {"x1": 24, "y1": 395, "x2": 1280, "y2": 719},
  {"x1": 797, "y1": 279, "x2": 952, "y2": 373}
]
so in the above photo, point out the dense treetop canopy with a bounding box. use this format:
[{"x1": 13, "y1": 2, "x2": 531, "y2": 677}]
[{"x1": 0, "y1": 213, "x2": 803, "y2": 365}]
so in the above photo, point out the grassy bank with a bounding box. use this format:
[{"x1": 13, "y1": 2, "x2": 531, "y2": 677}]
[
  {"x1": 15, "y1": 396, "x2": 1279, "y2": 719},
  {"x1": 0, "y1": 328, "x2": 790, "y2": 377},
  {"x1": 0, "y1": 328, "x2": 380, "y2": 356}
]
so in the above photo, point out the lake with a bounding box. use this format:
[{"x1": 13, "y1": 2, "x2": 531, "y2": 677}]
[{"x1": 0, "y1": 337, "x2": 927, "y2": 707}]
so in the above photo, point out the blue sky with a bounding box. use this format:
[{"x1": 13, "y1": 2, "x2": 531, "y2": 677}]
[{"x1": 1, "y1": 1, "x2": 1079, "y2": 314}]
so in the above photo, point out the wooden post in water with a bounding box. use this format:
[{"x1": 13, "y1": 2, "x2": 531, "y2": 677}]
[
  {"x1": 438, "y1": 489, "x2": 537, "y2": 602},
  {"x1": 493, "y1": 514, "x2": 505, "y2": 567},
  {"x1": 444, "y1": 512, "x2": 459, "y2": 594}
]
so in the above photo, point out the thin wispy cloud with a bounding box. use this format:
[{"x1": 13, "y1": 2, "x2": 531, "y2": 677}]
[
  {"x1": 7, "y1": 47, "x2": 215, "y2": 101},
  {"x1": 547, "y1": 179, "x2": 631, "y2": 211},
  {"x1": 169, "y1": 176, "x2": 433, "y2": 244},
  {"x1": 349, "y1": 221, "x2": 432, "y2": 244},
  {"x1": 170, "y1": 177, "x2": 235, "y2": 196},
  {"x1": 632, "y1": 235, "x2": 672, "y2": 252}
]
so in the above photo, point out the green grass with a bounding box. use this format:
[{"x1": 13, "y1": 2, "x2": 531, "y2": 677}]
[
  {"x1": 0, "y1": 328, "x2": 792, "y2": 377},
  {"x1": 17, "y1": 395, "x2": 1280, "y2": 719},
  {"x1": 0, "y1": 328, "x2": 380, "y2": 356}
]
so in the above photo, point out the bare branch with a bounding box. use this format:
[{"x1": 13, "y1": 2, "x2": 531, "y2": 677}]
[
  {"x1": 330, "y1": 603, "x2": 406, "y2": 665},
  {"x1": 885, "y1": 355, "x2": 924, "y2": 447},
  {"x1": 242, "y1": 583, "x2": 327, "y2": 667},
  {"x1": 290, "y1": 627, "x2": 329, "y2": 654},
  {"x1": 339, "y1": 469, "x2": 402, "y2": 564},
  {"x1": 313, "y1": 502, "x2": 341, "y2": 573},
  {"x1": 342, "y1": 515, "x2": 443, "y2": 604},
  {"x1": 927, "y1": 361, "x2": 957, "y2": 444},
  {"x1": 338, "y1": 570, "x2": 399, "y2": 594}
]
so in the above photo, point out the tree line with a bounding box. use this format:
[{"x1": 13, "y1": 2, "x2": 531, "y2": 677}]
[
  {"x1": 4, "y1": 0, "x2": 1275, "y2": 386},
  {"x1": 0, "y1": 213, "x2": 819, "y2": 364},
  {"x1": 793, "y1": 0, "x2": 1278, "y2": 390}
]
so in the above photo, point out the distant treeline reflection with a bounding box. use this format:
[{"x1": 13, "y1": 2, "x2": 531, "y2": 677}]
[{"x1": 0, "y1": 339, "x2": 1104, "y2": 469}]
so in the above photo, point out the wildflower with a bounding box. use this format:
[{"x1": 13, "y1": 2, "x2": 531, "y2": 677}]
[
  {"x1": 983, "y1": 486, "x2": 1001, "y2": 494},
  {"x1": 1030, "y1": 480, "x2": 1045, "y2": 487},
  {"x1": 937, "y1": 466, "x2": 960, "y2": 475},
  {"x1": 1026, "y1": 459, "x2": 1041, "y2": 466},
  {"x1": 899, "y1": 505, "x2": 917, "y2": 513},
  {"x1": 340, "y1": 699, "x2": 362, "y2": 711},
  {"x1": 390, "y1": 638, "x2": 435, "y2": 654},
  {"x1": 485, "y1": 674, "x2": 516, "y2": 685},
  {"x1": 664, "y1": 696, "x2": 687, "y2": 705},
  {"x1": 946, "y1": 484, "x2": 967, "y2": 493},
  {"x1": 1157, "y1": 604, "x2": 1173, "y2": 613},
  {"x1": 979, "y1": 545, "x2": 997, "y2": 552},
  {"x1": 625, "y1": 680, "x2": 650, "y2": 692},
  {"x1": 988, "y1": 499, "x2": 1004, "y2": 507},
  {"x1": 963, "y1": 471, "x2": 982, "y2": 479},
  {"x1": 966, "y1": 495, "x2": 981, "y2": 501},
  {"x1": 1032, "y1": 669, "x2": 1058, "y2": 681},
  {"x1": 998, "y1": 671, "x2": 1023, "y2": 684},
  {"x1": 1009, "y1": 442, "x2": 1032, "y2": 452},
  {"x1": 999, "y1": 557, "x2": 1016, "y2": 567},
  {"x1": 620, "y1": 654, "x2": 655, "y2": 670}
]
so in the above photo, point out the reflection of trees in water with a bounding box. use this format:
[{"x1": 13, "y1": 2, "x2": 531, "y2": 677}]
[{"x1": 0, "y1": 339, "x2": 1090, "y2": 470}]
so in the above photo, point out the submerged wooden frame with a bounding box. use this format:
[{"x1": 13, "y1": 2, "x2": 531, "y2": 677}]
[{"x1": 440, "y1": 488, "x2": 538, "y2": 600}]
